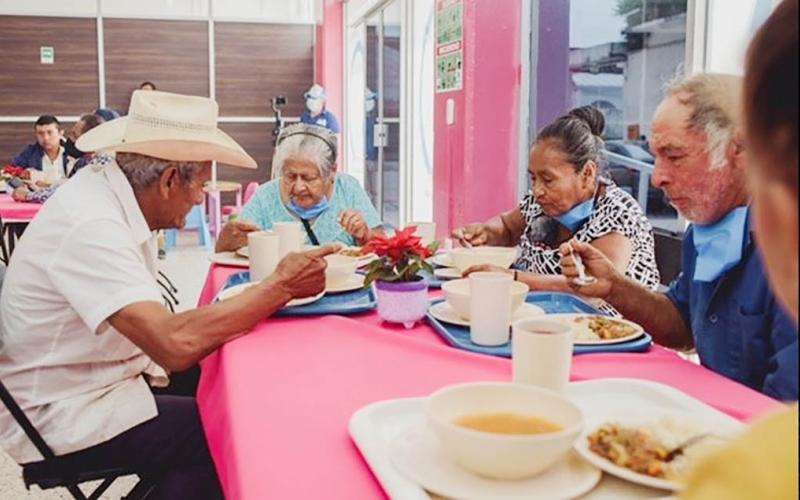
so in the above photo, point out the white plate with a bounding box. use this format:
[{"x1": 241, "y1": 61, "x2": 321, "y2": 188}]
[
  {"x1": 390, "y1": 423, "x2": 601, "y2": 500},
  {"x1": 216, "y1": 282, "x2": 325, "y2": 307},
  {"x1": 208, "y1": 251, "x2": 249, "y2": 268},
  {"x1": 431, "y1": 252, "x2": 454, "y2": 268},
  {"x1": 433, "y1": 267, "x2": 463, "y2": 280},
  {"x1": 574, "y1": 412, "x2": 741, "y2": 492},
  {"x1": 327, "y1": 274, "x2": 365, "y2": 294},
  {"x1": 349, "y1": 379, "x2": 744, "y2": 500},
  {"x1": 546, "y1": 314, "x2": 645, "y2": 346},
  {"x1": 428, "y1": 301, "x2": 545, "y2": 327},
  {"x1": 235, "y1": 246, "x2": 250, "y2": 258}
]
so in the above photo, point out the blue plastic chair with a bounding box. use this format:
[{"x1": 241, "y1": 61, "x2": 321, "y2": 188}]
[{"x1": 164, "y1": 205, "x2": 211, "y2": 252}]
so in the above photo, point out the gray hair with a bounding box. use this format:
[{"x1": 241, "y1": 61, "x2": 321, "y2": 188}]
[
  {"x1": 272, "y1": 123, "x2": 338, "y2": 180},
  {"x1": 115, "y1": 152, "x2": 207, "y2": 190},
  {"x1": 664, "y1": 72, "x2": 743, "y2": 169}
]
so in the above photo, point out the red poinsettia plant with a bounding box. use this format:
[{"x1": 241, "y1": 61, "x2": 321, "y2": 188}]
[
  {"x1": 1, "y1": 165, "x2": 25, "y2": 180},
  {"x1": 362, "y1": 226, "x2": 439, "y2": 285}
]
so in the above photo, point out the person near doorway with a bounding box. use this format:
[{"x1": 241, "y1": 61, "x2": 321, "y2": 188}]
[
  {"x1": 365, "y1": 88, "x2": 379, "y2": 206},
  {"x1": 300, "y1": 84, "x2": 340, "y2": 134}
]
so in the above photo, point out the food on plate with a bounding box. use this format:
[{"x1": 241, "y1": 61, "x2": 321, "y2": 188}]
[
  {"x1": 576, "y1": 316, "x2": 638, "y2": 340},
  {"x1": 338, "y1": 247, "x2": 364, "y2": 257},
  {"x1": 454, "y1": 412, "x2": 563, "y2": 435},
  {"x1": 587, "y1": 423, "x2": 672, "y2": 478}
]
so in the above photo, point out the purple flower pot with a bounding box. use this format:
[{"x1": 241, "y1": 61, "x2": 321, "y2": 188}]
[{"x1": 374, "y1": 279, "x2": 430, "y2": 329}]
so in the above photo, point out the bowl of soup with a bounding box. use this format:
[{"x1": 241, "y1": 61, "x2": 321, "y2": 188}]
[
  {"x1": 441, "y1": 278, "x2": 529, "y2": 320},
  {"x1": 324, "y1": 254, "x2": 359, "y2": 288},
  {"x1": 450, "y1": 246, "x2": 518, "y2": 272},
  {"x1": 426, "y1": 382, "x2": 584, "y2": 479}
]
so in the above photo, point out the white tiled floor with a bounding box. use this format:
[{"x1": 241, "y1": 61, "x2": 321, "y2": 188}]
[{"x1": 0, "y1": 231, "x2": 212, "y2": 499}]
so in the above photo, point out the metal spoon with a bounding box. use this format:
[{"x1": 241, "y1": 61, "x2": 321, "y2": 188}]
[
  {"x1": 568, "y1": 244, "x2": 597, "y2": 286},
  {"x1": 664, "y1": 433, "x2": 724, "y2": 462}
]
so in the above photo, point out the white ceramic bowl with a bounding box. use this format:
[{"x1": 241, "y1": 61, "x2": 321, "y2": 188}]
[
  {"x1": 450, "y1": 246, "x2": 518, "y2": 272},
  {"x1": 441, "y1": 278, "x2": 528, "y2": 320},
  {"x1": 324, "y1": 254, "x2": 359, "y2": 287},
  {"x1": 427, "y1": 382, "x2": 584, "y2": 480}
]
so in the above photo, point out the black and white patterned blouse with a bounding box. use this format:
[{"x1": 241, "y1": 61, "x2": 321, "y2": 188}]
[{"x1": 516, "y1": 180, "x2": 660, "y2": 291}]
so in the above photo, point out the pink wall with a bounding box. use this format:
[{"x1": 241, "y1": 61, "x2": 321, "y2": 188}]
[
  {"x1": 433, "y1": 0, "x2": 521, "y2": 233},
  {"x1": 315, "y1": 0, "x2": 344, "y2": 163}
]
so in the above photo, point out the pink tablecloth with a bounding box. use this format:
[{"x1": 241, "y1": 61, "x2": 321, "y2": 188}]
[
  {"x1": 196, "y1": 264, "x2": 781, "y2": 500},
  {"x1": 0, "y1": 194, "x2": 41, "y2": 221}
]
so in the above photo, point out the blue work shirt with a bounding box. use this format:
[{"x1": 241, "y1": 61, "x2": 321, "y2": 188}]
[
  {"x1": 300, "y1": 109, "x2": 340, "y2": 134},
  {"x1": 667, "y1": 211, "x2": 798, "y2": 401}
]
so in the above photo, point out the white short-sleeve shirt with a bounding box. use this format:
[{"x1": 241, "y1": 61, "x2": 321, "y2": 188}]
[{"x1": 0, "y1": 157, "x2": 167, "y2": 463}]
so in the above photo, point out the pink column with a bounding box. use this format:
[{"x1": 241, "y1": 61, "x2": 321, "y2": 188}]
[
  {"x1": 433, "y1": 0, "x2": 522, "y2": 234},
  {"x1": 315, "y1": 0, "x2": 344, "y2": 165}
]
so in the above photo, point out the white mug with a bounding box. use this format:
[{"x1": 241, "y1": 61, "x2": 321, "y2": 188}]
[
  {"x1": 272, "y1": 222, "x2": 304, "y2": 259},
  {"x1": 248, "y1": 231, "x2": 280, "y2": 282},
  {"x1": 409, "y1": 222, "x2": 437, "y2": 247},
  {"x1": 512, "y1": 319, "x2": 573, "y2": 393},
  {"x1": 469, "y1": 272, "x2": 513, "y2": 346}
]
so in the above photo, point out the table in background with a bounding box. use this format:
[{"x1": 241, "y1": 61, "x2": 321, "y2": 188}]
[
  {"x1": 204, "y1": 181, "x2": 242, "y2": 239},
  {"x1": 196, "y1": 263, "x2": 781, "y2": 500},
  {"x1": 0, "y1": 193, "x2": 42, "y2": 260}
]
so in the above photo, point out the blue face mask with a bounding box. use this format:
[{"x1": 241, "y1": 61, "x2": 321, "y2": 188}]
[
  {"x1": 286, "y1": 197, "x2": 330, "y2": 220},
  {"x1": 692, "y1": 206, "x2": 749, "y2": 282},
  {"x1": 555, "y1": 198, "x2": 594, "y2": 232}
]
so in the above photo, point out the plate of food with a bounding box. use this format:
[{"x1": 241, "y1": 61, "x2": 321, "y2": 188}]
[
  {"x1": 215, "y1": 282, "x2": 325, "y2": 307},
  {"x1": 430, "y1": 252, "x2": 455, "y2": 268},
  {"x1": 574, "y1": 412, "x2": 741, "y2": 491},
  {"x1": 546, "y1": 313, "x2": 645, "y2": 345}
]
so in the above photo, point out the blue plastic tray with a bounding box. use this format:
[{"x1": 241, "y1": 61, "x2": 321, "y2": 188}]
[
  {"x1": 218, "y1": 271, "x2": 377, "y2": 317},
  {"x1": 426, "y1": 292, "x2": 652, "y2": 357}
]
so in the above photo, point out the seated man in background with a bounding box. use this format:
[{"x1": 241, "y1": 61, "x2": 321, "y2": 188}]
[
  {"x1": 12, "y1": 113, "x2": 105, "y2": 203},
  {"x1": 0, "y1": 90, "x2": 336, "y2": 499},
  {"x1": 561, "y1": 73, "x2": 798, "y2": 401},
  {"x1": 10, "y1": 114, "x2": 68, "y2": 184}
]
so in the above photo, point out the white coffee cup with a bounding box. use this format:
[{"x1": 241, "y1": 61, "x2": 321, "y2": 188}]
[
  {"x1": 248, "y1": 231, "x2": 280, "y2": 282},
  {"x1": 409, "y1": 222, "x2": 437, "y2": 247},
  {"x1": 272, "y1": 222, "x2": 304, "y2": 259},
  {"x1": 512, "y1": 319, "x2": 573, "y2": 394},
  {"x1": 469, "y1": 272, "x2": 513, "y2": 346}
]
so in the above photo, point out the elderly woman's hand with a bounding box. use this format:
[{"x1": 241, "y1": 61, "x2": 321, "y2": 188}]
[
  {"x1": 338, "y1": 210, "x2": 370, "y2": 244},
  {"x1": 215, "y1": 219, "x2": 260, "y2": 253},
  {"x1": 451, "y1": 224, "x2": 488, "y2": 247}
]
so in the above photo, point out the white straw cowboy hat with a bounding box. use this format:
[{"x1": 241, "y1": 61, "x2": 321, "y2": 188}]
[{"x1": 76, "y1": 90, "x2": 257, "y2": 169}]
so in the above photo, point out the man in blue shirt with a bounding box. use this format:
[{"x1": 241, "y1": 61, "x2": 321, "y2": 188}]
[
  {"x1": 299, "y1": 84, "x2": 340, "y2": 134},
  {"x1": 560, "y1": 73, "x2": 797, "y2": 401},
  {"x1": 11, "y1": 115, "x2": 68, "y2": 181}
]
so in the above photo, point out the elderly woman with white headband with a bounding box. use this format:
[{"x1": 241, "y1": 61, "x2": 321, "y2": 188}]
[{"x1": 216, "y1": 123, "x2": 383, "y2": 251}]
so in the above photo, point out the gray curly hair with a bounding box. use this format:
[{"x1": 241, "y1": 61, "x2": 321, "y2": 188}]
[
  {"x1": 116, "y1": 152, "x2": 208, "y2": 191},
  {"x1": 664, "y1": 73, "x2": 743, "y2": 170},
  {"x1": 272, "y1": 123, "x2": 338, "y2": 180}
]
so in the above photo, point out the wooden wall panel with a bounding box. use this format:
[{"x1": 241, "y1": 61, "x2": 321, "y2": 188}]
[
  {"x1": 103, "y1": 19, "x2": 209, "y2": 113},
  {"x1": 215, "y1": 23, "x2": 314, "y2": 117},
  {"x1": 0, "y1": 122, "x2": 75, "y2": 167},
  {"x1": 216, "y1": 123, "x2": 275, "y2": 204},
  {"x1": 0, "y1": 16, "x2": 99, "y2": 116}
]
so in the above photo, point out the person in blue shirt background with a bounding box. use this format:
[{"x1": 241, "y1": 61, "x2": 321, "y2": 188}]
[
  {"x1": 560, "y1": 73, "x2": 797, "y2": 401},
  {"x1": 299, "y1": 84, "x2": 340, "y2": 134}
]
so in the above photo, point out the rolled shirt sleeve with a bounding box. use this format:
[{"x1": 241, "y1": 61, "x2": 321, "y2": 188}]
[{"x1": 47, "y1": 218, "x2": 162, "y2": 334}]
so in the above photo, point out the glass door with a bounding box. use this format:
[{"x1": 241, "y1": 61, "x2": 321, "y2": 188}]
[{"x1": 364, "y1": 0, "x2": 402, "y2": 229}]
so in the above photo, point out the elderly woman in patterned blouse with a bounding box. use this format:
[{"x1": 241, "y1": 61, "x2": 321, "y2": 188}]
[
  {"x1": 452, "y1": 106, "x2": 660, "y2": 293},
  {"x1": 216, "y1": 124, "x2": 384, "y2": 251}
]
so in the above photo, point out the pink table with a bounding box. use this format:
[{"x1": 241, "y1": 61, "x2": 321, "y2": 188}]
[
  {"x1": 0, "y1": 193, "x2": 41, "y2": 222},
  {"x1": 196, "y1": 264, "x2": 781, "y2": 500}
]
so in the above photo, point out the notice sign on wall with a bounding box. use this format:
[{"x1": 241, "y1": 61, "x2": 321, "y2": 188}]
[
  {"x1": 40, "y1": 46, "x2": 54, "y2": 64},
  {"x1": 435, "y1": 0, "x2": 463, "y2": 93}
]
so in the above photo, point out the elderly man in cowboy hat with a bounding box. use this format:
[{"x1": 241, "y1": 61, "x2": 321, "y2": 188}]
[{"x1": 0, "y1": 91, "x2": 337, "y2": 499}]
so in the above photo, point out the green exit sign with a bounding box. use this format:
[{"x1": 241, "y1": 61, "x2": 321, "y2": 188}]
[{"x1": 40, "y1": 46, "x2": 54, "y2": 64}]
